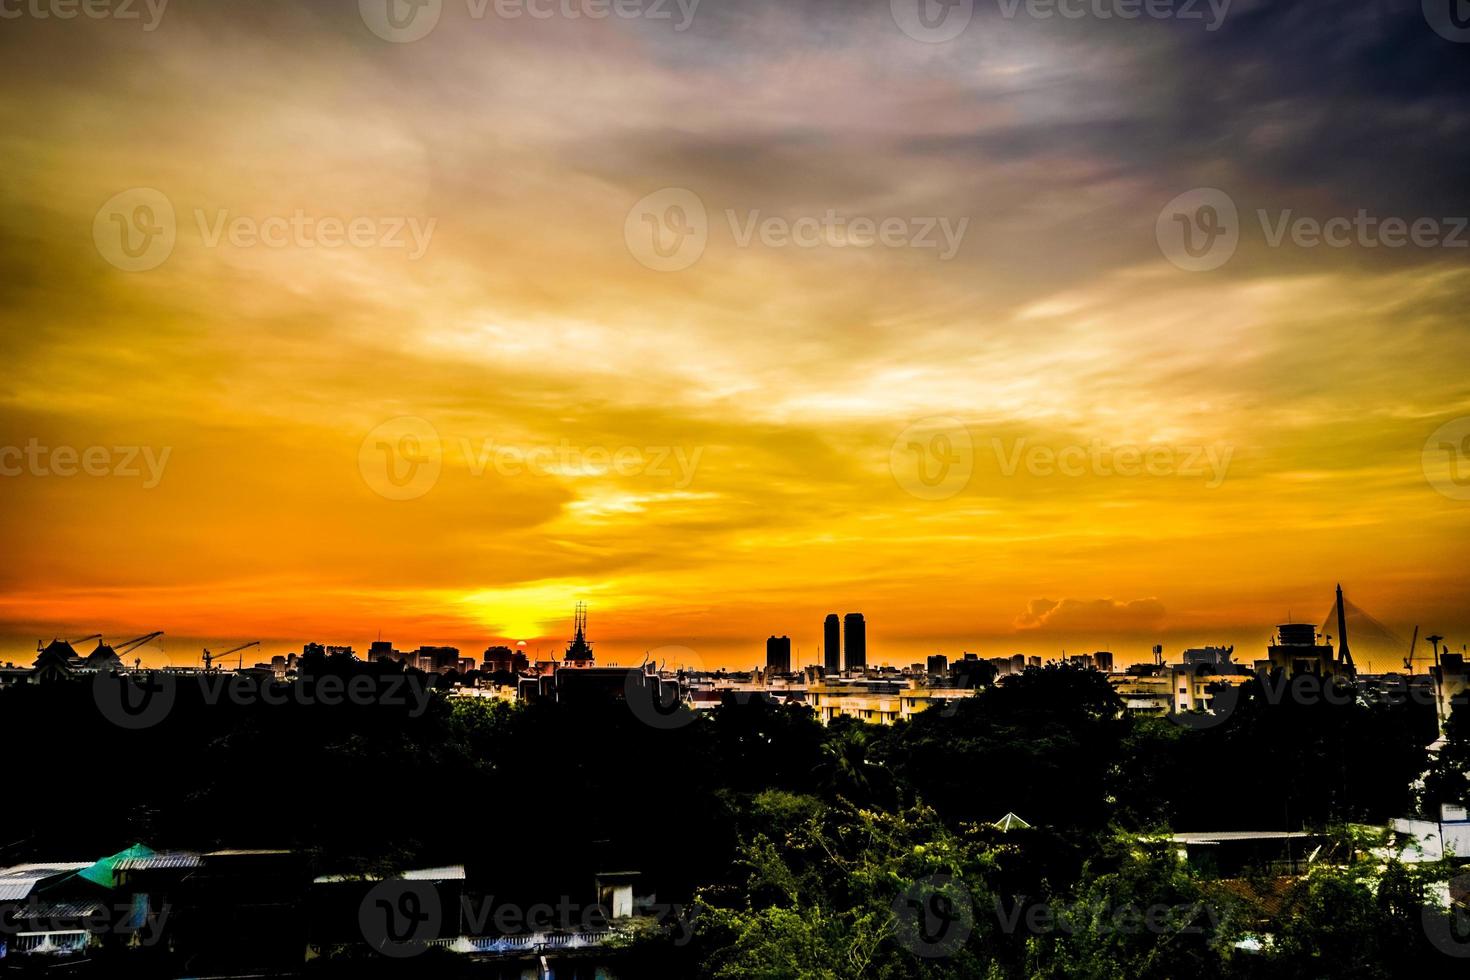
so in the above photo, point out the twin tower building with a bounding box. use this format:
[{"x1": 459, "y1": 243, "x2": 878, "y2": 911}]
[{"x1": 766, "y1": 612, "x2": 866, "y2": 675}]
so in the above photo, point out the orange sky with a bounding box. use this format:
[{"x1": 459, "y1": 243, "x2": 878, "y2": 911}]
[{"x1": 1, "y1": 3, "x2": 1467, "y2": 672}]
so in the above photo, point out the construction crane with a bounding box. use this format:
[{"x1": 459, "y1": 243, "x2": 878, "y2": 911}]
[
  {"x1": 110, "y1": 631, "x2": 164, "y2": 672},
  {"x1": 113, "y1": 631, "x2": 164, "y2": 656},
  {"x1": 202, "y1": 641, "x2": 260, "y2": 672},
  {"x1": 1403, "y1": 626, "x2": 1420, "y2": 675}
]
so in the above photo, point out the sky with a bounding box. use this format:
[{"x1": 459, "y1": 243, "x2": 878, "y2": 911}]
[{"x1": 1, "y1": 0, "x2": 1467, "y2": 672}]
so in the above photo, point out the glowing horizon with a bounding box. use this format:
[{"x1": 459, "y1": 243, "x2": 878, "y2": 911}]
[{"x1": 2, "y1": 3, "x2": 1467, "y2": 674}]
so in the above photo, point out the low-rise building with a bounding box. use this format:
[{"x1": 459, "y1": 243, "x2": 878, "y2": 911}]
[{"x1": 807, "y1": 679, "x2": 973, "y2": 725}]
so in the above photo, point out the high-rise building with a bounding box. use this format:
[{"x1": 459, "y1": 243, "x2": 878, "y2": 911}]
[
  {"x1": 482, "y1": 644, "x2": 529, "y2": 674},
  {"x1": 1094, "y1": 651, "x2": 1114, "y2": 673},
  {"x1": 823, "y1": 614, "x2": 841, "y2": 674},
  {"x1": 843, "y1": 613, "x2": 866, "y2": 673},
  {"x1": 766, "y1": 635, "x2": 792, "y2": 674},
  {"x1": 927, "y1": 654, "x2": 948, "y2": 679},
  {"x1": 415, "y1": 645, "x2": 461, "y2": 672}
]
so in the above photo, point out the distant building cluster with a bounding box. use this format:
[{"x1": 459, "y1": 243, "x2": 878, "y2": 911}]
[
  {"x1": 367, "y1": 641, "x2": 474, "y2": 674},
  {"x1": 4, "y1": 586, "x2": 1464, "y2": 739}
]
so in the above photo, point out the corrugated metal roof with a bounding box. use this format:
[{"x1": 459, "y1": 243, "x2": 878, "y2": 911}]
[
  {"x1": 114, "y1": 853, "x2": 202, "y2": 871},
  {"x1": 0, "y1": 863, "x2": 92, "y2": 875},
  {"x1": 0, "y1": 864, "x2": 93, "y2": 901},
  {"x1": 313, "y1": 865, "x2": 466, "y2": 884},
  {"x1": 18, "y1": 901, "x2": 108, "y2": 920},
  {"x1": 403, "y1": 865, "x2": 465, "y2": 881},
  {"x1": 1171, "y1": 831, "x2": 1316, "y2": 844}
]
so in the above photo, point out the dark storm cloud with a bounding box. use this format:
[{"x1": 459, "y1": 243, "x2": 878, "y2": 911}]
[{"x1": 875, "y1": 0, "x2": 1470, "y2": 214}]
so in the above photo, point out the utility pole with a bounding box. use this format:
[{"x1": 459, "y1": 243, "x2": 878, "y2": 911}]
[{"x1": 1427, "y1": 634, "x2": 1446, "y2": 732}]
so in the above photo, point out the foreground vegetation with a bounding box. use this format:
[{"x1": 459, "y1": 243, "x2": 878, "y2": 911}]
[{"x1": 2, "y1": 658, "x2": 1467, "y2": 977}]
